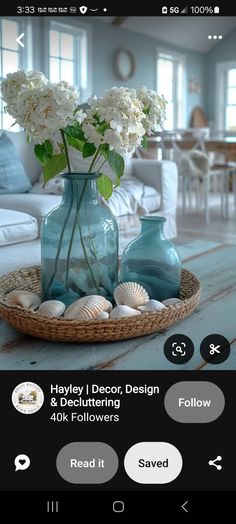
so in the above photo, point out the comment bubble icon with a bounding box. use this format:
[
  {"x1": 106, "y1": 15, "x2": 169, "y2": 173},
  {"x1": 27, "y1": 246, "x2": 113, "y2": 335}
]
[{"x1": 14, "y1": 454, "x2": 30, "y2": 471}]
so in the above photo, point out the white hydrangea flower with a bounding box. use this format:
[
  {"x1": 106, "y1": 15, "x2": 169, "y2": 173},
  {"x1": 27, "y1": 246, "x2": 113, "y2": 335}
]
[
  {"x1": 83, "y1": 86, "x2": 146, "y2": 154},
  {"x1": 13, "y1": 81, "x2": 84, "y2": 144},
  {"x1": 82, "y1": 122, "x2": 103, "y2": 148},
  {"x1": 103, "y1": 129, "x2": 122, "y2": 150},
  {"x1": 1, "y1": 70, "x2": 48, "y2": 116},
  {"x1": 136, "y1": 86, "x2": 167, "y2": 134}
]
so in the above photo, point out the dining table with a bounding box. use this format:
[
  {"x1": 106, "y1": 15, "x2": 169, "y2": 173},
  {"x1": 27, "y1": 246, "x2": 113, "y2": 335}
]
[{"x1": 147, "y1": 135, "x2": 236, "y2": 162}]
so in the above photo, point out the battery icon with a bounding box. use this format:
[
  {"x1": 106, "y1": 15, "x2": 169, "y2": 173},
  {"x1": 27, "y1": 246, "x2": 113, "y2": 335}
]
[
  {"x1": 162, "y1": 6, "x2": 168, "y2": 14},
  {"x1": 214, "y1": 6, "x2": 220, "y2": 13}
]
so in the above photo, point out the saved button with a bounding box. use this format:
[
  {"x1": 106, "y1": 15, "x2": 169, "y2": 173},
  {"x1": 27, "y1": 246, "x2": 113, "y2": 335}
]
[
  {"x1": 164, "y1": 381, "x2": 225, "y2": 423},
  {"x1": 124, "y1": 442, "x2": 183, "y2": 484}
]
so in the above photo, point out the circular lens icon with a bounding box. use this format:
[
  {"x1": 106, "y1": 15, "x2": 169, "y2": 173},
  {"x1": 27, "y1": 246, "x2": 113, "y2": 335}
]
[
  {"x1": 164, "y1": 334, "x2": 194, "y2": 364},
  {"x1": 14, "y1": 454, "x2": 30, "y2": 471}
]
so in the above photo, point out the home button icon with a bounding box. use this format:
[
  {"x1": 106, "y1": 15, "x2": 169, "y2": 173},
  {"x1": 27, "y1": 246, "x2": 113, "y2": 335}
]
[{"x1": 113, "y1": 500, "x2": 125, "y2": 513}]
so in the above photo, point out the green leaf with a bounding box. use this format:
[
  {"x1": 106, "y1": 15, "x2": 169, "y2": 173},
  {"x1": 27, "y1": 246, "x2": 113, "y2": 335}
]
[
  {"x1": 42, "y1": 153, "x2": 67, "y2": 184},
  {"x1": 67, "y1": 135, "x2": 84, "y2": 151},
  {"x1": 45, "y1": 139, "x2": 54, "y2": 155},
  {"x1": 99, "y1": 122, "x2": 110, "y2": 135},
  {"x1": 141, "y1": 134, "x2": 148, "y2": 149},
  {"x1": 97, "y1": 174, "x2": 113, "y2": 200},
  {"x1": 107, "y1": 150, "x2": 124, "y2": 179},
  {"x1": 65, "y1": 124, "x2": 85, "y2": 141},
  {"x1": 99, "y1": 143, "x2": 109, "y2": 160},
  {"x1": 115, "y1": 175, "x2": 121, "y2": 187},
  {"x1": 34, "y1": 143, "x2": 47, "y2": 164},
  {"x1": 82, "y1": 142, "x2": 96, "y2": 158}
]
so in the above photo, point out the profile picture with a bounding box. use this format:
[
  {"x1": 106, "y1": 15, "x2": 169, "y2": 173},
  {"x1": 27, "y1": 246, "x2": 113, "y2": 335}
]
[{"x1": 11, "y1": 382, "x2": 44, "y2": 414}]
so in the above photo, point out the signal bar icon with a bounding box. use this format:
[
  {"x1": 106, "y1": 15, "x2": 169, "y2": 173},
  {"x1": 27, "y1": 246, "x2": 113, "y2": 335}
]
[{"x1": 181, "y1": 7, "x2": 188, "y2": 14}]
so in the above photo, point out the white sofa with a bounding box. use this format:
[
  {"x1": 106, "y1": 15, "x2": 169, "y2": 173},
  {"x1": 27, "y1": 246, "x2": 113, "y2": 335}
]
[{"x1": 0, "y1": 132, "x2": 178, "y2": 275}]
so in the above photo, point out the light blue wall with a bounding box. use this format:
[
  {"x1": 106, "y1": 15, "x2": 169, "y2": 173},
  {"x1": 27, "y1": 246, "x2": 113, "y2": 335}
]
[
  {"x1": 205, "y1": 28, "x2": 236, "y2": 126},
  {"x1": 34, "y1": 18, "x2": 236, "y2": 129},
  {"x1": 89, "y1": 20, "x2": 205, "y2": 127},
  {"x1": 33, "y1": 17, "x2": 205, "y2": 127}
]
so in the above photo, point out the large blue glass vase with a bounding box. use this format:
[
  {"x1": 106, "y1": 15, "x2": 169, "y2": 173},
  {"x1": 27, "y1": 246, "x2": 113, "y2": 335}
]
[
  {"x1": 120, "y1": 216, "x2": 181, "y2": 301},
  {"x1": 41, "y1": 173, "x2": 119, "y2": 306}
]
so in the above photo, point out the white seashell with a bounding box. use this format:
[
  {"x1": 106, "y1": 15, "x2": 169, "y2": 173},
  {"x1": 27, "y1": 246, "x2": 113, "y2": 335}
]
[
  {"x1": 37, "y1": 300, "x2": 66, "y2": 318},
  {"x1": 113, "y1": 282, "x2": 149, "y2": 308},
  {"x1": 97, "y1": 311, "x2": 109, "y2": 320},
  {"x1": 138, "y1": 299, "x2": 167, "y2": 312},
  {"x1": 162, "y1": 298, "x2": 182, "y2": 306},
  {"x1": 110, "y1": 305, "x2": 141, "y2": 319},
  {"x1": 5, "y1": 290, "x2": 41, "y2": 310},
  {"x1": 64, "y1": 295, "x2": 107, "y2": 320},
  {"x1": 104, "y1": 300, "x2": 113, "y2": 313}
]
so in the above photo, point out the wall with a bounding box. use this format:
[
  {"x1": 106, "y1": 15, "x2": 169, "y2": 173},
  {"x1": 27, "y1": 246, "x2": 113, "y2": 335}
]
[
  {"x1": 205, "y1": 28, "x2": 236, "y2": 126},
  {"x1": 34, "y1": 17, "x2": 205, "y2": 127},
  {"x1": 90, "y1": 20, "x2": 205, "y2": 127}
]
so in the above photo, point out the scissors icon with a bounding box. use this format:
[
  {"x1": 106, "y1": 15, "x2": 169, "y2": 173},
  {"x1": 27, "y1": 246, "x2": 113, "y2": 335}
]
[{"x1": 209, "y1": 344, "x2": 221, "y2": 355}]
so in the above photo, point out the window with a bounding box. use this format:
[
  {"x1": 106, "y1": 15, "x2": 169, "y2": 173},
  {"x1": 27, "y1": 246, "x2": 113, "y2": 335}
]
[
  {"x1": 48, "y1": 21, "x2": 89, "y2": 101},
  {"x1": 157, "y1": 49, "x2": 186, "y2": 130},
  {"x1": 0, "y1": 19, "x2": 21, "y2": 129},
  {"x1": 216, "y1": 61, "x2": 236, "y2": 132},
  {"x1": 0, "y1": 17, "x2": 30, "y2": 131},
  {"x1": 225, "y1": 68, "x2": 236, "y2": 131}
]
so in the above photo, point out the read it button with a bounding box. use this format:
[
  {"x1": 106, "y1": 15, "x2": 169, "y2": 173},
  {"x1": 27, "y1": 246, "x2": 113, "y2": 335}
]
[
  {"x1": 124, "y1": 442, "x2": 183, "y2": 484},
  {"x1": 56, "y1": 442, "x2": 118, "y2": 484}
]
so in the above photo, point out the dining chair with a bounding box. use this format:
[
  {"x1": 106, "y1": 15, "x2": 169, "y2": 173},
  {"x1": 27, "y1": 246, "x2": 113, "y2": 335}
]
[{"x1": 163, "y1": 135, "x2": 232, "y2": 223}]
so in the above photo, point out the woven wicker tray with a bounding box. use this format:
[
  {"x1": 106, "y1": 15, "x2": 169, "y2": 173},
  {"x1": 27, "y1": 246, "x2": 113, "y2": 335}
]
[{"x1": 0, "y1": 266, "x2": 201, "y2": 343}]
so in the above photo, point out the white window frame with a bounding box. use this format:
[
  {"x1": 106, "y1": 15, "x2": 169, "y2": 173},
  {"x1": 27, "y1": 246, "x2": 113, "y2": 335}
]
[
  {"x1": 0, "y1": 17, "x2": 32, "y2": 130},
  {"x1": 44, "y1": 19, "x2": 91, "y2": 102},
  {"x1": 216, "y1": 60, "x2": 236, "y2": 131},
  {"x1": 156, "y1": 47, "x2": 186, "y2": 129}
]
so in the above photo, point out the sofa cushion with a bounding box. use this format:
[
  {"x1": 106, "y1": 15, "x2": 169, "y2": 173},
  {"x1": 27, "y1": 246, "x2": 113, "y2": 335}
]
[
  {"x1": 102, "y1": 179, "x2": 161, "y2": 217},
  {"x1": 0, "y1": 133, "x2": 32, "y2": 194},
  {"x1": 30, "y1": 174, "x2": 64, "y2": 195},
  {"x1": 6, "y1": 131, "x2": 41, "y2": 184},
  {"x1": 0, "y1": 239, "x2": 41, "y2": 275},
  {"x1": 0, "y1": 194, "x2": 61, "y2": 229},
  {"x1": 140, "y1": 184, "x2": 161, "y2": 213},
  {"x1": 0, "y1": 209, "x2": 38, "y2": 246}
]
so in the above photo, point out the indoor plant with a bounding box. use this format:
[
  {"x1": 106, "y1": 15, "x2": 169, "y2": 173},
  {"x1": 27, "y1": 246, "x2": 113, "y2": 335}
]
[{"x1": 1, "y1": 71, "x2": 166, "y2": 304}]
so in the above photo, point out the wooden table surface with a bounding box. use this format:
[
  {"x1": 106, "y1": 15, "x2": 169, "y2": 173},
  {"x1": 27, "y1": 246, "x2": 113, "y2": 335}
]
[
  {"x1": 0, "y1": 239, "x2": 235, "y2": 371},
  {"x1": 148, "y1": 136, "x2": 236, "y2": 161}
]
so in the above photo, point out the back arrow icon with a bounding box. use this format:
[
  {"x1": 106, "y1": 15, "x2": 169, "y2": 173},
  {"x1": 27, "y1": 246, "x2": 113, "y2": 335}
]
[
  {"x1": 181, "y1": 500, "x2": 189, "y2": 513},
  {"x1": 16, "y1": 33, "x2": 25, "y2": 48}
]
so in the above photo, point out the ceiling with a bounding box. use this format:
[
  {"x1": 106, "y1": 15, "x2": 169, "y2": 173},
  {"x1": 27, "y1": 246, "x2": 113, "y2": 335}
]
[{"x1": 95, "y1": 17, "x2": 236, "y2": 53}]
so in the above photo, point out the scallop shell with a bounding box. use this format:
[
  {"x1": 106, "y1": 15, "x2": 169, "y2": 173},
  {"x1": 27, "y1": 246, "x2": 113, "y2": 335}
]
[
  {"x1": 162, "y1": 298, "x2": 182, "y2": 306},
  {"x1": 37, "y1": 300, "x2": 66, "y2": 318},
  {"x1": 110, "y1": 305, "x2": 141, "y2": 319},
  {"x1": 64, "y1": 295, "x2": 108, "y2": 320},
  {"x1": 97, "y1": 311, "x2": 110, "y2": 320},
  {"x1": 5, "y1": 290, "x2": 41, "y2": 310},
  {"x1": 138, "y1": 299, "x2": 167, "y2": 312},
  {"x1": 113, "y1": 282, "x2": 149, "y2": 308}
]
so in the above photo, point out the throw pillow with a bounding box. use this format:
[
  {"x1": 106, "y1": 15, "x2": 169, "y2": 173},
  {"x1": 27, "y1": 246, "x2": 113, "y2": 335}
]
[{"x1": 0, "y1": 133, "x2": 32, "y2": 194}]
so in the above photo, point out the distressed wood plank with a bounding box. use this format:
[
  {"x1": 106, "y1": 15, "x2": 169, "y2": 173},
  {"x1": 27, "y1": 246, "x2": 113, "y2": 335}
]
[{"x1": 177, "y1": 239, "x2": 222, "y2": 262}]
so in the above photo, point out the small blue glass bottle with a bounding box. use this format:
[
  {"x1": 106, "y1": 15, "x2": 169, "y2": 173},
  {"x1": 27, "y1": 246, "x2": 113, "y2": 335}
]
[
  {"x1": 120, "y1": 216, "x2": 181, "y2": 301},
  {"x1": 41, "y1": 173, "x2": 118, "y2": 306}
]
